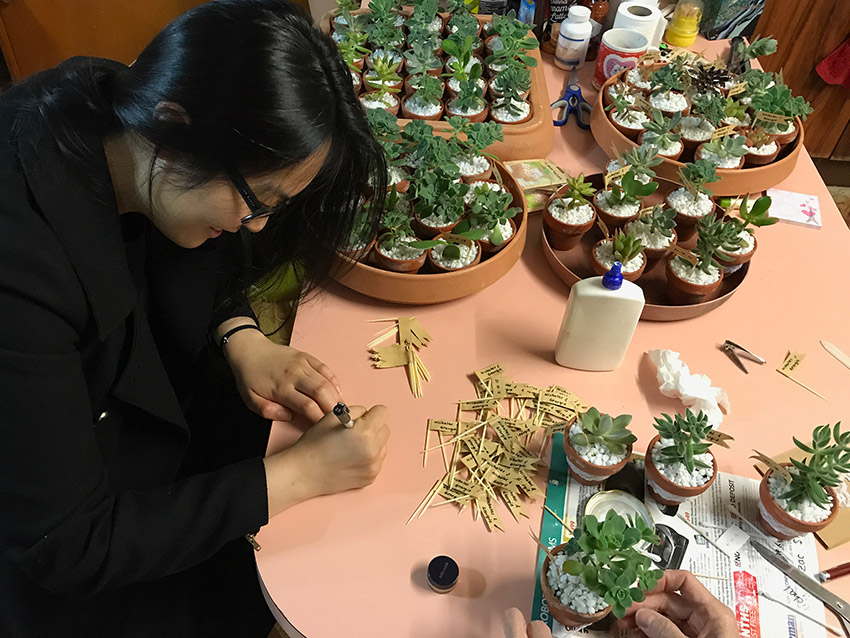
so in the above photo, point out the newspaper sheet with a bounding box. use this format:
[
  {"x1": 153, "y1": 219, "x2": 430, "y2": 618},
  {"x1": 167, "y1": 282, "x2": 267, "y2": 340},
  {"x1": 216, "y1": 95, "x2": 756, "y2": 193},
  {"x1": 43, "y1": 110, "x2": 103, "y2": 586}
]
[{"x1": 532, "y1": 433, "x2": 827, "y2": 638}]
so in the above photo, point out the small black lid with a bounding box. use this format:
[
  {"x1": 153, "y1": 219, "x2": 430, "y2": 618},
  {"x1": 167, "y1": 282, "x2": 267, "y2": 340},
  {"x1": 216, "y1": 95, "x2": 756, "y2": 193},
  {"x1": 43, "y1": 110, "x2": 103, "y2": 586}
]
[{"x1": 427, "y1": 555, "x2": 459, "y2": 590}]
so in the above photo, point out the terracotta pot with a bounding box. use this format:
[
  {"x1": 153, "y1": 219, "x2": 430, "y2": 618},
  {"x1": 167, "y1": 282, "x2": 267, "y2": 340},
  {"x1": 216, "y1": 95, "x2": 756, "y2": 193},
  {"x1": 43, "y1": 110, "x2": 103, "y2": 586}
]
[
  {"x1": 589, "y1": 238, "x2": 646, "y2": 282},
  {"x1": 363, "y1": 72, "x2": 403, "y2": 94},
  {"x1": 489, "y1": 100, "x2": 533, "y2": 125},
  {"x1": 403, "y1": 58, "x2": 443, "y2": 78},
  {"x1": 351, "y1": 56, "x2": 365, "y2": 72},
  {"x1": 411, "y1": 211, "x2": 459, "y2": 239},
  {"x1": 609, "y1": 112, "x2": 645, "y2": 141},
  {"x1": 563, "y1": 435, "x2": 632, "y2": 486},
  {"x1": 540, "y1": 543, "x2": 612, "y2": 628},
  {"x1": 445, "y1": 98, "x2": 488, "y2": 123},
  {"x1": 623, "y1": 66, "x2": 659, "y2": 96},
  {"x1": 543, "y1": 189, "x2": 597, "y2": 251},
  {"x1": 360, "y1": 92, "x2": 400, "y2": 116},
  {"x1": 743, "y1": 140, "x2": 780, "y2": 166},
  {"x1": 640, "y1": 228, "x2": 677, "y2": 266},
  {"x1": 695, "y1": 145, "x2": 745, "y2": 170},
  {"x1": 401, "y1": 96, "x2": 445, "y2": 121},
  {"x1": 372, "y1": 239, "x2": 427, "y2": 273},
  {"x1": 479, "y1": 217, "x2": 518, "y2": 255},
  {"x1": 351, "y1": 73, "x2": 363, "y2": 94},
  {"x1": 665, "y1": 189, "x2": 717, "y2": 242},
  {"x1": 593, "y1": 191, "x2": 640, "y2": 231},
  {"x1": 758, "y1": 467, "x2": 839, "y2": 540},
  {"x1": 389, "y1": 176, "x2": 410, "y2": 194},
  {"x1": 770, "y1": 121, "x2": 798, "y2": 146},
  {"x1": 664, "y1": 254, "x2": 724, "y2": 305},
  {"x1": 459, "y1": 157, "x2": 493, "y2": 183},
  {"x1": 337, "y1": 236, "x2": 376, "y2": 264},
  {"x1": 644, "y1": 435, "x2": 717, "y2": 506},
  {"x1": 637, "y1": 131, "x2": 683, "y2": 161},
  {"x1": 649, "y1": 91, "x2": 691, "y2": 118},
  {"x1": 717, "y1": 233, "x2": 757, "y2": 269},
  {"x1": 678, "y1": 118, "x2": 714, "y2": 153},
  {"x1": 403, "y1": 75, "x2": 446, "y2": 97},
  {"x1": 426, "y1": 240, "x2": 482, "y2": 273},
  {"x1": 445, "y1": 78, "x2": 488, "y2": 100}
]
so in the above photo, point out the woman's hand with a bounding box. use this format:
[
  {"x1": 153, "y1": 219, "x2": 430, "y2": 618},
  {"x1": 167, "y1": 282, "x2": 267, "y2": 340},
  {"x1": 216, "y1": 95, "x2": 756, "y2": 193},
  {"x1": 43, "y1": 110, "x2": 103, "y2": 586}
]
[
  {"x1": 222, "y1": 327, "x2": 341, "y2": 423},
  {"x1": 263, "y1": 405, "x2": 390, "y2": 517},
  {"x1": 613, "y1": 570, "x2": 739, "y2": 638},
  {"x1": 502, "y1": 608, "x2": 552, "y2": 638}
]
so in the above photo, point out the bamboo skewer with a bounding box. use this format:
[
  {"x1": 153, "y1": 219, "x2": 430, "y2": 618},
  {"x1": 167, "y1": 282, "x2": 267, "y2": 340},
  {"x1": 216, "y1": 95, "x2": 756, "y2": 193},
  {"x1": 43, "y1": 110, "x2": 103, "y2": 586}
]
[
  {"x1": 529, "y1": 529, "x2": 556, "y2": 563},
  {"x1": 759, "y1": 591, "x2": 842, "y2": 636},
  {"x1": 543, "y1": 505, "x2": 571, "y2": 533}
]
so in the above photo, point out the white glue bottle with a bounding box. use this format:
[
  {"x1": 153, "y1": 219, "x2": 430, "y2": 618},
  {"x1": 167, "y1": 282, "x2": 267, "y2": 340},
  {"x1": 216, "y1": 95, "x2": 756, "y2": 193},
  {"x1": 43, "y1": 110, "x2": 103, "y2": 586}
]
[
  {"x1": 554, "y1": 262, "x2": 645, "y2": 371},
  {"x1": 554, "y1": 5, "x2": 593, "y2": 70}
]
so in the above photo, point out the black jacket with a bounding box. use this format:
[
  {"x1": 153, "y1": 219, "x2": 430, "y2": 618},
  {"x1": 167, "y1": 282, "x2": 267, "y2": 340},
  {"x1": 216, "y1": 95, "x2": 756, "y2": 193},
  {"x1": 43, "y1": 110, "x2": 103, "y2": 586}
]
[{"x1": 0, "y1": 59, "x2": 273, "y2": 637}]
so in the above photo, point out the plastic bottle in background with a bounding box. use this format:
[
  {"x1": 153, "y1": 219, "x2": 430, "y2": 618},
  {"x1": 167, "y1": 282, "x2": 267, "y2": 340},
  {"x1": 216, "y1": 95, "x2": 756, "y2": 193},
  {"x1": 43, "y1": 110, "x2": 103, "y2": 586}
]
[
  {"x1": 517, "y1": 0, "x2": 535, "y2": 24},
  {"x1": 579, "y1": 0, "x2": 609, "y2": 61},
  {"x1": 478, "y1": 0, "x2": 509, "y2": 15},
  {"x1": 664, "y1": 0, "x2": 702, "y2": 47},
  {"x1": 553, "y1": 5, "x2": 593, "y2": 70},
  {"x1": 554, "y1": 262, "x2": 645, "y2": 371}
]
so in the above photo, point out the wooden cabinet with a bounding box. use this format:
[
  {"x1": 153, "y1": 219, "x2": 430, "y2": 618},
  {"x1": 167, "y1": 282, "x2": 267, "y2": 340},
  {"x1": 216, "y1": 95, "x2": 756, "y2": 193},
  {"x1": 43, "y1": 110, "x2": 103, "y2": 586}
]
[
  {"x1": 753, "y1": 0, "x2": 850, "y2": 159},
  {"x1": 0, "y1": 0, "x2": 207, "y2": 81}
]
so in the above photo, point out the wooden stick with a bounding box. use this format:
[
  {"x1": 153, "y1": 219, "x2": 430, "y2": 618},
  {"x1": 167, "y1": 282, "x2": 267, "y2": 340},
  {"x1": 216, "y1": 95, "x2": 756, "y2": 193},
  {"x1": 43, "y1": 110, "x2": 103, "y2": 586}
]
[
  {"x1": 528, "y1": 529, "x2": 556, "y2": 564},
  {"x1": 778, "y1": 371, "x2": 827, "y2": 401},
  {"x1": 543, "y1": 505, "x2": 571, "y2": 533},
  {"x1": 364, "y1": 318, "x2": 401, "y2": 323},
  {"x1": 438, "y1": 432, "x2": 449, "y2": 474},
  {"x1": 759, "y1": 591, "x2": 842, "y2": 636},
  {"x1": 417, "y1": 486, "x2": 440, "y2": 519},
  {"x1": 676, "y1": 514, "x2": 729, "y2": 557},
  {"x1": 422, "y1": 423, "x2": 430, "y2": 469},
  {"x1": 449, "y1": 406, "x2": 462, "y2": 488},
  {"x1": 431, "y1": 494, "x2": 473, "y2": 508},
  {"x1": 367, "y1": 325, "x2": 398, "y2": 348},
  {"x1": 421, "y1": 420, "x2": 487, "y2": 452},
  {"x1": 406, "y1": 477, "x2": 442, "y2": 526}
]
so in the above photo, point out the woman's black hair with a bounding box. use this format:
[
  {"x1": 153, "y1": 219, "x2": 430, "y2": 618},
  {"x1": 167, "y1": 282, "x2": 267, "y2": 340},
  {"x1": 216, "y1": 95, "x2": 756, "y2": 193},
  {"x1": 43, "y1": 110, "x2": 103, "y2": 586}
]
[{"x1": 28, "y1": 0, "x2": 386, "y2": 300}]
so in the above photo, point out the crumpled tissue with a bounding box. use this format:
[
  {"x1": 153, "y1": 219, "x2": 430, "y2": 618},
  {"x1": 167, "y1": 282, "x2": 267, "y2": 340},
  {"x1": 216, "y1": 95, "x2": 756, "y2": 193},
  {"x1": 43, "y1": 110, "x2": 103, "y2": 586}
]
[{"x1": 647, "y1": 349, "x2": 730, "y2": 427}]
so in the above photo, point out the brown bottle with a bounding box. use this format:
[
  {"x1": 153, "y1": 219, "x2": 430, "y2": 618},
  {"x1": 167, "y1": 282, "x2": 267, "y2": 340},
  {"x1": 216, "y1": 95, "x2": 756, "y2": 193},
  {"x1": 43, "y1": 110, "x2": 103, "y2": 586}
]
[{"x1": 579, "y1": 0, "x2": 608, "y2": 60}]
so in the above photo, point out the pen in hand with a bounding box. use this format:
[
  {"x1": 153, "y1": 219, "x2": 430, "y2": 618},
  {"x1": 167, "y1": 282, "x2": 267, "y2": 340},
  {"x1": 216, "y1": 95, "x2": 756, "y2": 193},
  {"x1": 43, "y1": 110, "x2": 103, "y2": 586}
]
[{"x1": 333, "y1": 402, "x2": 353, "y2": 428}]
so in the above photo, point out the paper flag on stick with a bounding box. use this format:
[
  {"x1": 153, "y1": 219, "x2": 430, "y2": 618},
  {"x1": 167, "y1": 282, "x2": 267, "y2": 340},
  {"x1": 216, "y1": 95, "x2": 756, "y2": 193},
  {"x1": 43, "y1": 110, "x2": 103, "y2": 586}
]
[
  {"x1": 777, "y1": 350, "x2": 826, "y2": 401},
  {"x1": 367, "y1": 316, "x2": 431, "y2": 398}
]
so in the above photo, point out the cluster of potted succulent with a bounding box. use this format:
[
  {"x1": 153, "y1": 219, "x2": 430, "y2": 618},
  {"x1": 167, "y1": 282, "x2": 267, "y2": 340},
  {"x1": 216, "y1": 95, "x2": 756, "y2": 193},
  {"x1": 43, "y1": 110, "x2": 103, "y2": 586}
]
[
  {"x1": 541, "y1": 510, "x2": 662, "y2": 627},
  {"x1": 758, "y1": 423, "x2": 849, "y2": 540},
  {"x1": 603, "y1": 38, "x2": 811, "y2": 170},
  {"x1": 340, "y1": 109, "x2": 522, "y2": 273},
  {"x1": 544, "y1": 148, "x2": 776, "y2": 304},
  {"x1": 329, "y1": 0, "x2": 539, "y2": 125}
]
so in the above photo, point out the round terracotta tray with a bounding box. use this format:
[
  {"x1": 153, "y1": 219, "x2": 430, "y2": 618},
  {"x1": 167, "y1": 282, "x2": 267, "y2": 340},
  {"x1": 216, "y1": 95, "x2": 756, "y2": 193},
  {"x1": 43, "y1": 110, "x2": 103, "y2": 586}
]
[
  {"x1": 540, "y1": 174, "x2": 748, "y2": 321},
  {"x1": 332, "y1": 162, "x2": 528, "y2": 305},
  {"x1": 589, "y1": 69, "x2": 804, "y2": 197}
]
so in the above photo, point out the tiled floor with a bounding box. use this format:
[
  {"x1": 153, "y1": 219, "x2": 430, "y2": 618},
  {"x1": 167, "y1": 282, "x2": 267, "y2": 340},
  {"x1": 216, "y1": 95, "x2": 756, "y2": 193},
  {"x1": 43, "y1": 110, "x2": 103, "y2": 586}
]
[{"x1": 828, "y1": 186, "x2": 850, "y2": 228}]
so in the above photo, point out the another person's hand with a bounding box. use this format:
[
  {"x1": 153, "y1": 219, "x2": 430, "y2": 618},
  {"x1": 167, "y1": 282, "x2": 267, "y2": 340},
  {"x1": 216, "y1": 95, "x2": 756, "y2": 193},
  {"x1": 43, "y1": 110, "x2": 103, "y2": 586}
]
[
  {"x1": 223, "y1": 328, "x2": 341, "y2": 423},
  {"x1": 263, "y1": 405, "x2": 390, "y2": 516},
  {"x1": 614, "y1": 570, "x2": 739, "y2": 638},
  {"x1": 502, "y1": 608, "x2": 552, "y2": 638}
]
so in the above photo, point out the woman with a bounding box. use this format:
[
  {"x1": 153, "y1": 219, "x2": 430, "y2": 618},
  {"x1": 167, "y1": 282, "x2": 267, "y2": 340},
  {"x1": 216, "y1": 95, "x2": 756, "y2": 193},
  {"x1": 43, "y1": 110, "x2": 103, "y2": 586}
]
[{"x1": 0, "y1": 1, "x2": 390, "y2": 636}]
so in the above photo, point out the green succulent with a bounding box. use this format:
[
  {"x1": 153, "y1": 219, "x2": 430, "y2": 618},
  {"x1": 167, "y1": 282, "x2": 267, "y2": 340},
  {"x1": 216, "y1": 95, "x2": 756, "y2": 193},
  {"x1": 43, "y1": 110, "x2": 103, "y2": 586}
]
[
  {"x1": 365, "y1": 56, "x2": 402, "y2": 95},
  {"x1": 688, "y1": 62, "x2": 731, "y2": 96},
  {"x1": 653, "y1": 409, "x2": 714, "y2": 473},
  {"x1": 779, "y1": 423, "x2": 850, "y2": 509},
  {"x1": 333, "y1": 0, "x2": 359, "y2": 17},
  {"x1": 649, "y1": 63, "x2": 686, "y2": 94},
  {"x1": 642, "y1": 110, "x2": 682, "y2": 151},
  {"x1": 611, "y1": 230, "x2": 645, "y2": 264},
  {"x1": 447, "y1": 0, "x2": 472, "y2": 15},
  {"x1": 638, "y1": 205, "x2": 676, "y2": 238},
  {"x1": 455, "y1": 188, "x2": 518, "y2": 246},
  {"x1": 378, "y1": 197, "x2": 416, "y2": 250},
  {"x1": 560, "y1": 173, "x2": 596, "y2": 209},
  {"x1": 605, "y1": 93, "x2": 644, "y2": 125},
  {"x1": 408, "y1": 230, "x2": 486, "y2": 261},
  {"x1": 751, "y1": 82, "x2": 813, "y2": 121},
  {"x1": 366, "y1": 109, "x2": 405, "y2": 164},
  {"x1": 691, "y1": 92, "x2": 727, "y2": 127},
  {"x1": 408, "y1": 73, "x2": 443, "y2": 107},
  {"x1": 560, "y1": 511, "x2": 662, "y2": 619},
  {"x1": 737, "y1": 35, "x2": 777, "y2": 62},
  {"x1": 442, "y1": 35, "x2": 479, "y2": 82},
  {"x1": 484, "y1": 16, "x2": 538, "y2": 69},
  {"x1": 448, "y1": 10, "x2": 479, "y2": 37},
  {"x1": 453, "y1": 75, "x2": 486, "y2": 113},
  {"x1": 607, "y1": 170, "x2": 659, "y2": 207},
  {"x1": 723, "y1": 97, "x2": 748, "y2": 122},
  {"x1": 678, "y1": 159, "x2": 719, "y2": 195},
  {"x1": 620, "y1": 146, "x2": 663, "y2": 181},
  {"x1": 338, "y1": 37, "x2": 371, "y2": 73},
  {"x1": 406, "y1": 0, "x2": 439, "y2": 31},
  {"x1": 571, "y1": 407, "x2": 636, "y2": 456},
  {"x1": 412, "y1": 169, "x2": 468, "y2": 224},
  {"x1": 404, "y1": 41, "x2": 443, "y2": 75},
  {"x1": 491, "y1": 63, "x2": 531, "y2": 96},
  {"x1": 740, "y1": 68, "x2": 774, "y2": 101},
  {"x1": 687, "y1": 214, "x2": 740, "y2": 273},
  {"x1": 701, "y1": 135, "x2": 747, "y2": 160}
]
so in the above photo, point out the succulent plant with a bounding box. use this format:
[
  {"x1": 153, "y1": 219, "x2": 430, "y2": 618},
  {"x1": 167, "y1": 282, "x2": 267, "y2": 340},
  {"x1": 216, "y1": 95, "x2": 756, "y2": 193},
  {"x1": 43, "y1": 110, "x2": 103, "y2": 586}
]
[
  {"x1": 737, "y1": 35, "x2": 777, "y2": 63},
  {"x1": 378, "y1": 193, "x2": 416, "y2": 250},
  {"x1": 404, "y1": 40, "x2": 443, "y2": 75},
  {"x1": 723, "y1": 97, "x2": 748, "y2": 122},
  {"x1": 740, "y1": 68, "x2": 774, "y2": 102},
  {"x1": 653, "y1": 409, "x2": 714, "y2": 473},
  {"x1": 688, "y1": 214, "x2": 740, "y2": 273},
  {"x1": 455, "y1": 188, "x2": 519, "y2": 246},
  {"x1": 638, "y1": 205, "x2": 676, "y2": 238},
  {"x1": 333, "y1": 0, "x2": 359, "y2": 17},
  {"x1": 642, "y1": 110, "x2": 682, "y2": 151},
  {"x1": 649, "y1": 63, "x2": 686, "y2": 94},
  {"x1": 779, "y1": 423, "x2": 850, "y2": 509},
  {"x1": 620, "y1": 146, "x2": 663, "y2": 181},
  {"x1": 607, "y1": 169, "x2": 658, "y2": 208},
  {"x1": 751, "y1": 82, "x2": 813, "y2": 121},
  {"x1": 701, "y1": 134, "x2": 747, "y2": 161},
  {"x1": 611, "y1": 230, "x2": 645, "y2": 264},
  {"x1": 691, "y1": 92, "x2": 727, "y2": 127},
  {"x1": 443, "y1": 35, "x2": 480, "y2": 82},
  {"x1": 719, "y1": 195, "x2": 776, "y2": 251},
  {"x1": 559, "y1": 173, "x2": 596, "y2": 209},
  {"x1": 412, "y1": 170, "x2": 469, "y2": 224},
  {"x1": 560, "y1": 510, "x2": 662, "y2": 619},
  {"x1": 678, "y1": 159, "x2": 719, "y2": 195},
  {"x1": 747, "y1": 127, "x2": 774, "y2": 149},
  {"x1": 571, "y1": 407, "x2": 636, "y2": 456},
  {"x1": 365, "y1": 55, "x2": 402, "y2": 95},
  {"x1": 407, "y1": 72, "x2": 443, "y2": 107},
  {"x1": 688, "y1": 62, "x2": 731, "y2": 96},
  {"x1": 485, "y1": 16, "x2": 539, "y2": 69}
]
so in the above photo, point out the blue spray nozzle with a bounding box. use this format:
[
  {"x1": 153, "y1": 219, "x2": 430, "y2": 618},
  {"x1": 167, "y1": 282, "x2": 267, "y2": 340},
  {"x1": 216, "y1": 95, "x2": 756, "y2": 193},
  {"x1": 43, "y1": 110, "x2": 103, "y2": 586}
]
[{"x1": 602, "y1": 262, "x2": 623, "y2": 290}]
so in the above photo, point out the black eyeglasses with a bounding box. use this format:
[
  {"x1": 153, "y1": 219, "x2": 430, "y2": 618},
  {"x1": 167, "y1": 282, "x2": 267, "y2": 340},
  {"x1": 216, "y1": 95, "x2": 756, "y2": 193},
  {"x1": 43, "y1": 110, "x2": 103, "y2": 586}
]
[{"x1": 229, "y1": 171, "x2": 287, "y2": 225}]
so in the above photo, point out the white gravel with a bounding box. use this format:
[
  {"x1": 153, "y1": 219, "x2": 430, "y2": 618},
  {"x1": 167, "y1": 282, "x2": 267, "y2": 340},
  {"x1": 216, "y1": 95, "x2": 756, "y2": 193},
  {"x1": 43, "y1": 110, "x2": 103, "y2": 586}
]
[
  {"x1": 569, "y1": 423, "x2": 627, "y2": 466},
  {"x1": 446, "y1": 55, "x2": 482, "y2": 74},
  {"x1": 360, "y1": 93, "x2": 398, "y2": 110},
  {"x1": 377, "y1": 242, "x2": 424, "y2": 260},
  {"x1": 431, "y1": 242, "x2": 478, "y2": 268},
  {"x1": 492, "y1": 100, "x2": 530, "y2": 122},
  {"x1": 722, "y1": 229, "x2": 755, "y2": 255},
  {"x1": 612, "y1": 110, "x2": 649, "y2": 130},
  {"x1": 596, "y1": 190, "x2": 640, "y2": 217},
  {"x1": 626, "y1": 220, "x2": 674, "y2": 249},
  {"x1": 670, "y1": 258, "x2": 720, "y2": 285},
  {"x1": 456, "y1": 154, "x2": 490, "y2": 176},
  {"x1": 594, "y1": 240, "x2": 644, "y2": 274},
  {"x1": 668, "y1": 188, "x2": 713, "y2": 216},
  {"x1": 651, "y1": 438, "x2": 713, "y2": 487},
  {"x1": 388, "y1": 166, "x2": 408, "y2": 186},
  {"x1": 487, "y1": 35, "x2": 503, "y2": 52},
  {"x1": 627, "y1": 68, "x2": 653, "y2": 90},
  {"x1": 548, "y1": 198, "x2": 594, "y2": 225},
  {"x1": 650, "y1": 91, "x2": 688, "y2": 112},
  {"x1": 425, "y1": 15, "x2": 443, "y2": 33},
  {"x1": 472, "y1": 219, "x2": 514, "y2": 244},
  {"x1": 448, "y1": 77, "x2": 486, "y2": 93},
  {"x1": 351, "y1": 70, "x2": 361, "y2": 86},
  {"x1": 642, "y1": 138, "x2": 682, "y2": 157},
  {"x1": 768, "y1": 473, "x2": 833, "y2": 523},
  {"x1": 447, "y1": 98, "x2": 486, "y2": 117},
  {"x1": 680, "y1": 116, "x2": 715, "y2": 142},
  {"x1": 369, "y1": 49, "x2": 403, "y2": 67},
  {"x1": 699, "y1": 150, "x2": 742, "y2": 169},
  {"x1": 765, "y1": 120, "x2": 795, "y2": 135},
  {"x1": 419, "y1": 213, "x2": 451, "y2": 228},
  {"x1": 464, "y1": 181, "x2": 506, "y2": 204},
  {"x1": 405, "y1": 96, "x2": 442, "y2": 116},
  {"x1": 547, "y1": 551, "x2": 608, "y2": 614},
  {"x1": 745, "y1": 141, "x2": 778, "y2": 155},
  {"x1": 606, "y1": 159, "x2": 652, "y2": 185},
  {"x1": 723, "y1": 113, "x2": 751, "y2": 128},
  {"x1": 607, "y1": 84, "x2": 635, "y2": 104}
]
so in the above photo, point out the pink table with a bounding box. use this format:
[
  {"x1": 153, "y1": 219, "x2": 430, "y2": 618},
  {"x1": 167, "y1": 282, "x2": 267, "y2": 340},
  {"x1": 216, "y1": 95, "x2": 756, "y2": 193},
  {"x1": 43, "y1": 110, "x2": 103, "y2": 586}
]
[{"x1": 257, "y1": 47, "x2": 850, "y2": 638}]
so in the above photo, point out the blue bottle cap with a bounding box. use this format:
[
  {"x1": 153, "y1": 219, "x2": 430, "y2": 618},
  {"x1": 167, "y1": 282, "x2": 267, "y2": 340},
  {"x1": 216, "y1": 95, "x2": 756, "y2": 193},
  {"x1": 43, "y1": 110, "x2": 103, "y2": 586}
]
[{"x1": 602, "y1": 262, "x2": 623, "y2": 290}]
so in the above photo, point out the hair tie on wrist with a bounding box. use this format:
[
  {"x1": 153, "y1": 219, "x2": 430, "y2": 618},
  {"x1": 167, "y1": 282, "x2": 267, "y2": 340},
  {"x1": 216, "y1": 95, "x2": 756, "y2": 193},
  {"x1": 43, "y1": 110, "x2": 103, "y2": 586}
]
[{"x1": 219, "y1": 324, "x2": 263, "y2": 348}]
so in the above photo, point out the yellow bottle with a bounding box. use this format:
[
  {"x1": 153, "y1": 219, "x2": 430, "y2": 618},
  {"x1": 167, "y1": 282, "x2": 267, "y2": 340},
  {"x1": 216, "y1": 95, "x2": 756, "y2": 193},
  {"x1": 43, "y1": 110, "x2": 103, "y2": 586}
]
[{"x1": 664, "y1": 0, "x2": 703, "y2": 48}]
